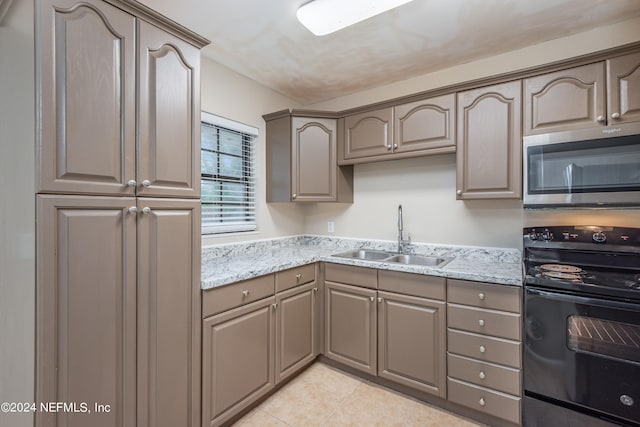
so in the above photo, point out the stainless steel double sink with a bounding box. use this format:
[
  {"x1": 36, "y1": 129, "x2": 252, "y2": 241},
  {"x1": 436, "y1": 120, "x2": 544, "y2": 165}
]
[{"x1": 331, "y1": 249, "x2": 452, "y2": 268}]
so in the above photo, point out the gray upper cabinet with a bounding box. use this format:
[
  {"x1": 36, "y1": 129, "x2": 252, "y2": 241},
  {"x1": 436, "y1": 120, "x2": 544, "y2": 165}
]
[
  {"x1": 344, "y1": 108, "x2": 394, "y2": 160},
  {"x1": 524, "y1": 62, "x2": 606, "y2": 135},
  {"x1": 38, "y1": 0, "x2": 137, "y2": 196},
  {"x1": 38, "y1": 0, "x2": 203, "y2": 198},
  {"x1": 264, "y1": 111, "x2": 353, "y2": 203},
  {"x1": 394, "y1": 94, "x2": 456, "y2": 155},
  {"x1": 137, "y1": 21, "x2": 201, "y2": 198},
  {"x1": 456, "y1": 81, "x2": 522, "y2": 200},
  {"x1": 607, "y1": 52, "x2": 640, "y2": 125}
]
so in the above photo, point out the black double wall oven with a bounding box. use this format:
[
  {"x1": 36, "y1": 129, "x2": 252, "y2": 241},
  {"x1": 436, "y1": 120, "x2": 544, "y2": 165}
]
[{"x1": 523, "y1": 226, "x2": 640, "y2": 426}]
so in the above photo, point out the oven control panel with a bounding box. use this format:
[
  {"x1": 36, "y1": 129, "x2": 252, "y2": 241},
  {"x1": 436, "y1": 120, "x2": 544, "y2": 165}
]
[{"x1": 524, "y1": 226, "x2": 640, "y2": 246}]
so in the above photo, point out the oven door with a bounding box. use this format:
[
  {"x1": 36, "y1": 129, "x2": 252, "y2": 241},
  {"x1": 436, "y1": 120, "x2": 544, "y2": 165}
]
[
  {"x1": 523, "y1": 123, "x2": 640, "y2": 208},
  {"x1": 524, "y1": 287, "x2": 640, "y2": 425}
]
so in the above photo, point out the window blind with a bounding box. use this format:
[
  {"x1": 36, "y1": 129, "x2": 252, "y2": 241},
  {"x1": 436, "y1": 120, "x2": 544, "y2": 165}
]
[{"x1": 201, "y1": 113, "x2": 257, "y2": 234}]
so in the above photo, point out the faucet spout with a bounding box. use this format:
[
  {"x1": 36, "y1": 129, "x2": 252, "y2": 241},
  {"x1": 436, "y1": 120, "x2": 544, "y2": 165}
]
[{"x1": 397, "y1": 205, "x2": 409, "y2": 254}]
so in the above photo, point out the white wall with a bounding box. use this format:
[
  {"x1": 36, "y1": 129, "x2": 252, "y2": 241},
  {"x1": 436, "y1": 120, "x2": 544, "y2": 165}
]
[
  {"x1": 302, "y1": 17, "x2": 640, "y2": 250},
  {"x1": 0, "y1": 1, "x2": 35, "y2": 426},
  {"x1": 199, "y1": 58, "x2": 306, "y2": 246}
]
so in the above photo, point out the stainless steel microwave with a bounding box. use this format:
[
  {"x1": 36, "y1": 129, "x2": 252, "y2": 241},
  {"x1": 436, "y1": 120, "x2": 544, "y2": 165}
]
[{"x1": 523, "y1": 122, "x2": 640, "y2": 208}]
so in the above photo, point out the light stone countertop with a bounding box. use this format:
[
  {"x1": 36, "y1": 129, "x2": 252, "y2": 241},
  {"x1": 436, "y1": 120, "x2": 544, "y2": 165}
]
[{"x1": 201, "y1": 235, "x2": 522, "y2": 290}]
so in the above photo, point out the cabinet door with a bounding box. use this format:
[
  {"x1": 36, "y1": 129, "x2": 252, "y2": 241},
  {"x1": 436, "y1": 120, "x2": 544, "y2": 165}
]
[
  {"x1": 137, "y1": 199, "x2": 201, "y2": 427},
  {"x1": 138, "y1": 21, "x2": 201, "y2": 198},
  {"x1": 324, "y1": 281, "x2": 377, "y2": 375},
  {"x1": 377, "y1": 291, "x2": 446, "y2": 397},
  {"x1": 523, "y1": 62, "x2": 606, "y2": 135},
  {"x1": 38, "y1": 0, "x2": 136, "y2": 196},
  {"x1": 275, "y1": 282, "x2": 317, "y2": 383},
  {"x1": 456, "y1": 81, "x2": 522, "y2": 199},
  {"x1": 344, "y1": 108, "x2": 393, "y2": 160},
  {"x1": 202, "y1": 297, "x2": 276, "y2": 427},
  {"x1": 291, "y1": 117, "x2": 337, "y2": 202},
  {"x1": 607, "y1": 52, "x2": 640, "y2": 125},
  {"x1": 394, "y1": 94, "x2": 456, "y2": 154},
  {"x1": 36, "y1": 195, "x2": 137, "y2": 427}
]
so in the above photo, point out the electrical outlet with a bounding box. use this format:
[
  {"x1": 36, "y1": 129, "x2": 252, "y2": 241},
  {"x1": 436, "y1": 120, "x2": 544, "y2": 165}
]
[{"x1": 327, "y1": 221, "x2": 335, "y2": 233}]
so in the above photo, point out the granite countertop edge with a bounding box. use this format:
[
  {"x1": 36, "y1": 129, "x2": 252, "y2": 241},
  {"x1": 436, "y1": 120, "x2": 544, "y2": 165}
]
[{"x1": 201, "y1": 236, "x2": 523, "y2": 290}]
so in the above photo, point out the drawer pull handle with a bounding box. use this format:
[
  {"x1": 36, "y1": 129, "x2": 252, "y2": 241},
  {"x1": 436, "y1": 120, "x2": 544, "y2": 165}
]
[
  {"x1": 296, "y1": 273, "x2": 302, "y2": 281},
  {"x1": 479, "y1": 345, "x2": 486, "y2": 353},
  {"x1": 242, "y1": 290, "x2": 250, "y2": 298},
  {"x1": 478, "y1": 293, "x2": 486, "y2": 301},
  {"x1": 478, "y1": 319, "x2": 485, "y2": 327},
  {"x1": 479, "y1": 398, "x2": 486, "y2": 407},
  {"x1": 479, "y1": 371, "x2": 486, "y2": 380}
]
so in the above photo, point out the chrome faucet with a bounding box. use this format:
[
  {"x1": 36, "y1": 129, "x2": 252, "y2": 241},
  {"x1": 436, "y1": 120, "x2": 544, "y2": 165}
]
[{"x1": 397, "y1": 204, "x2": 411, "y2": 254}]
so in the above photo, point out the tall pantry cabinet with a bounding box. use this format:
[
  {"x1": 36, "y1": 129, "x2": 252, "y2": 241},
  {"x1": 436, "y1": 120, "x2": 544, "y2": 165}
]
[{"x1": 35, "y1": 0, "x2": 209, "y2": 426}]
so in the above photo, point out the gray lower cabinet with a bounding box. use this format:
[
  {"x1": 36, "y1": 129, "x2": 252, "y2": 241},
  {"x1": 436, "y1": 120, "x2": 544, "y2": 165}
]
[
  {"x1": 446, "y1": 279, "x2": 522, "y2": 425},
  {"x1": 324, "y1": 280, "x2": 378, "y2": 375},
  {"x1": 36, "y1": 195, "x2": 201, "y2": 427},
  {"x1": 324, "y1": 265, "x2": 447, "y2": 398},
  {"x1": 202, "y1": 265, "x2": 319, "y2": 426},
  {"x1": 202, "y1": 296, "x2": 276, "y2": 427}
]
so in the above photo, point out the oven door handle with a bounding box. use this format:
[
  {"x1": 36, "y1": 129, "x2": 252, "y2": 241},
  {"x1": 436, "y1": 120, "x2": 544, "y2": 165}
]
[{"x1": 526, "y1": 287, "x2": 640, "y2": 311}]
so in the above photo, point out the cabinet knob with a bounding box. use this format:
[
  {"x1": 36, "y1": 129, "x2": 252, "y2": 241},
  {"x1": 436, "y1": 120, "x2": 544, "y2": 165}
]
[
  {"x1": 142, "y1": 179, "x2": 151, "y2": 187},
  {"x1": 128, "y1": 206, "x2": 137, "y2": 214},
  {"x1": 456, "y1": 190, "x2": 462, "y2": 196},
  {"x1": 313, "y1": 287, "x2": 318, "y2": 293},
  {"x1": 141, "y1": 206, "x2": 151, "y2": 214},
  {"x1": 478, "y1": 319, "x2": 485, "y2": 327},
  {"x1": 386, "y1": 145, "x2": 392, "y2": 150},
  {"x1": 127, "y1": 180, "x2": 137, "y2": 187},
  {"x1": 377, "y1": 297, "x2": 382, "y2": 303},
  {"x1": 611, "y1": 112, "x2": 621, "y2": 120},
  {"x1": 479, "y1": 371, "x2": 486, "y2": 380},
  {"x1": 479, "y1": 398, "x2": 486, "y2": 407},
  {"x1": 272, "y1": 302, "x2": 278, "y2": 309},
  {"x1": 296, "y1": 273, "x2": 302, "y2": 281},
  {"x1": 478, "y1": 293, "x2": 485, "y2": 301},
  {"x1": 393, "y1": 143, "x2": 398, "y2": 149},
  {"x1": 242, "y1": 290, "x2": 250, "y2": 298},
  {"x1": 479, "y1": 345, "x2": 486, "y2": 353},
  {"x1": 596, "y1": 115, "x2": 605, "y2": 123},
  {"x1": 370, "y1": 296, "x2": 375, "y2": 302},
  {"x1": 292, "y1": 193, "x2": 297, "y2": 199}
]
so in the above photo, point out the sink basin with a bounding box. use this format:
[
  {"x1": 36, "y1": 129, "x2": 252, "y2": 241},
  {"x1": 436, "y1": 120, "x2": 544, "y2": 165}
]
[
  {"x1": 332, "y1": 249, "x2": 396, "y2": 261},
  {"x1": 332, "y1": 249, "x2": 452, "y2": 268},
  {"x1": 384, "y1": 254, "x2": 452, "y2": 267}
]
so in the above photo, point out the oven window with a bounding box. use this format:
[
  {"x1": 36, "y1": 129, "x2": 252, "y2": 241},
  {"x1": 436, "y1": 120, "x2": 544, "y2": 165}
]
[
  {"x1": 527, "y1": 136, "x2": 640, "y2": 194},
  {"x1": 567, "y1": 315, "x2": 640, "y2": 363}
]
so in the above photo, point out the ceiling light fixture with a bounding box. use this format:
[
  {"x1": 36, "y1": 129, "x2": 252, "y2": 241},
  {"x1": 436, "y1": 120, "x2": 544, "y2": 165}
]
[{"x1": 296, "y1": 0, "x2": 415, "y2": 36}]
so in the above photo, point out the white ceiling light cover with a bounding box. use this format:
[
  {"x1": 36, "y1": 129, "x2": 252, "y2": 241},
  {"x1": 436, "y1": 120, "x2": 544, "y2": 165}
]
[{"x1": 296, "y1": 0, "x2": 416, "y2": 36}]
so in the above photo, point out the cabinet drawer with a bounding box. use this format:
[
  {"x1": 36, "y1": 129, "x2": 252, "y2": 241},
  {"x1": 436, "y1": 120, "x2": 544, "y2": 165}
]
[
  {"x1": 448, "y1": 377, "x2": 521, "y2": 424},
  {"x1": 378, "y1": 270, "x2": 445, "y2": 300},
  {"x1": 448, "y1": 279, "x2": 521, "y2": 313},
  {"x1": 447, "y1": 353, "x2": 521, "y2": 396},
  {"x1": 448, "y1": 304, "x2": 521, "y2": 340},
  {"x1": 203, "y1": 275, "x2": 275, "y2": 318},
  {"x1": 325, "y1": 263, "x2": 377, "y2": 289},
  {"x1": 447, "y1": 329, "x2": 521, "y2": 368},
  {"x1": 275, "y1": 263, "x2": 316, "y2": 293}
]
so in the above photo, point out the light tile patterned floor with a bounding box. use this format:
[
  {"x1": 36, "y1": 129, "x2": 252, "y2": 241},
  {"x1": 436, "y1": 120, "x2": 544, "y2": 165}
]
[{"x1": 233, "y1": 362, "x2": 485, "y2": 427}]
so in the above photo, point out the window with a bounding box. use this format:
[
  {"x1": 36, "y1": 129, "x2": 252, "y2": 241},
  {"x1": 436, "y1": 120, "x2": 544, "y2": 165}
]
[{"x1": 201, "y1": 112, "x2": 257, "y2": 234}]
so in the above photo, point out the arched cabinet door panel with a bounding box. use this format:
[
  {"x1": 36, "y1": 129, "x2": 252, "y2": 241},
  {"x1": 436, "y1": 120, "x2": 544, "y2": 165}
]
[
  {"x1": 344, "y1": 108, "x2": 393, "y2": 159},
  {"x1": 607, "y1": 52, "x2": 640, "y2": 125},
  {"x1": 394, "y1": 94, "x2": 455, "y2": 154},
  {"x1": 138, "y1": 21, "x2": 201, "y2": 198},
  {"x1": 524, "y1": 62, "x2": 606, "y2": 135},
  {"x1": 38, "y1": 0, "x2": 136, "y2": 195},
  {"x1": 457, "y1": 81, "x2": 522, "y2": 200}
]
